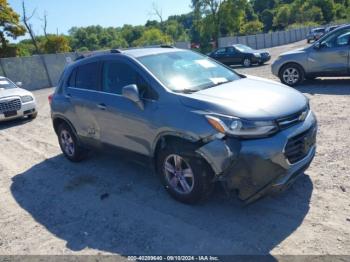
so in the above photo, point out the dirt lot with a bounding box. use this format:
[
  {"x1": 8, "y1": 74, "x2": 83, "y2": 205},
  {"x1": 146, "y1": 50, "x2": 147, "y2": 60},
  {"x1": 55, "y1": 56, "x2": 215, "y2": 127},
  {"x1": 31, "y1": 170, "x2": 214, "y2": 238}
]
[{"x1": 0, "y1": 40, "x2": 349, "y2": 257}]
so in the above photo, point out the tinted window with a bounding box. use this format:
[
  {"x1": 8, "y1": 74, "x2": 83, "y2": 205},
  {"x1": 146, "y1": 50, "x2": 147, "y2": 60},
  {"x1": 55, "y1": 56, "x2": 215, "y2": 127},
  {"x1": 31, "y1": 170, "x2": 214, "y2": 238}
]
[
  {"x1": 227, "y1": 47, "x2": 236, "y2": 54},
  {"x1": 76, "y1": 62, "x2": 100, "y2": 90},
  {"x1": 215, "y1": 48, "x2": 226, "y2": 55},
  {"x1": 321, "y1": 28, "x2": 350, "y2": 48},
  {"x1": 67, "y1": 69, "x2": 76, "y2": 87},
  {"x1": 102, "y1": 61, "x2": 156, "y2": 99}
]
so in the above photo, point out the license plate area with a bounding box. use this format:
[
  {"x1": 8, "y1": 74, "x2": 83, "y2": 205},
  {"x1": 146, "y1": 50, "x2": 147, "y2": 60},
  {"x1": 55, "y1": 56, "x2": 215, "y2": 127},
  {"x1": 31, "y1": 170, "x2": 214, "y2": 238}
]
[{"x1": 4, "y1": 110, "x2": 17, "y2": 117}]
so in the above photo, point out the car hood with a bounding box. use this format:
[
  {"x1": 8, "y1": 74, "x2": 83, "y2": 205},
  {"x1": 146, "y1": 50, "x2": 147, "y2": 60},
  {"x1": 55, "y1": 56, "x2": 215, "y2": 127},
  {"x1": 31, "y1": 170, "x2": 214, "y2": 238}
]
[
  {"x1": 280, "y1": 47, "x2": 307, "y2": 56},
  {"x1": 179, "y1": 75, "x2": 308, "y2": 120},
  {"x1": 0, "y1": 87, "x2": 32, "y2": 99}
]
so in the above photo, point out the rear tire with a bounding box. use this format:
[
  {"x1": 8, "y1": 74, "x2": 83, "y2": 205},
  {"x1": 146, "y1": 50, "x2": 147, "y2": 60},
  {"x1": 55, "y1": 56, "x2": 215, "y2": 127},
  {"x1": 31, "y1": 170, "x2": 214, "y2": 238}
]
[
  {"x1": 279, "y1": 63, "x2": 304, "y2": 86},
  {"x1": 242, "y1": 58, "x2": 252, "y2": 67},
  {"x1": 57, "y1": 123, "x2": 87, "y2": 162},
  {"x1": 157, "y1": 144, "x2": 214, "y2": 204}
]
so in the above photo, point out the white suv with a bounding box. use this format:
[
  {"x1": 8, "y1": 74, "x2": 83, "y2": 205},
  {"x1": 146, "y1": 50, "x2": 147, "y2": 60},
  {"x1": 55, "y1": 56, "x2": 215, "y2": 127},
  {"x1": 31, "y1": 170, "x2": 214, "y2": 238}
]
[{"x1": 0, "y1": 76, "x2": 37, "y2": 122}]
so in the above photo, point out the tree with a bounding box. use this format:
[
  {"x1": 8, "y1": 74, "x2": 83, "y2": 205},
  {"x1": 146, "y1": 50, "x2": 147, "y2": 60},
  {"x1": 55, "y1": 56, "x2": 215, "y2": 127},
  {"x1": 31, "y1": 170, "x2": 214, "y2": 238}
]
[
  {"x1": 251, "y1": 0, "x2": 276, "y2": 14},
  {"x1": 261, "y1": 9, "x2": 274, "y2": 32},
  {"x1": 310, "y1": 0, "x2": 335, "y2": 23},
  {"x1": 240, "y1": 20, "x2": 263, "y2": 35},
  {"x1": 43, "y1": 35, "x2": 71, "y2": 53},
  {"x1": 133, "y1": 28, "x2": 172, "y2": 47},
  {"x1": 0, "y1": 0, "x2": 26, "y2": 51},
  {"x1": 22, "y1": 1, "x2": 40, "y2": 54},
  {"x1": 273, "y1": 5, "x2": 291, "y2": 30}
]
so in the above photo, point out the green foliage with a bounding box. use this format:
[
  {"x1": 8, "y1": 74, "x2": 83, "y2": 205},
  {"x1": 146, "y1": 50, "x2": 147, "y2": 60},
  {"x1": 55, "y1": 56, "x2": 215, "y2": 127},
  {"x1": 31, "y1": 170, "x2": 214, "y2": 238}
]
[
  {"x1": 240, "y1": 20, "x2": 264, "y2": 34},
  {"x1": 0, "y1": 0, "x2": 26, "y2": 51},
  {"x1": 43, "y1": 35, "x2": 71, "y2": 54},
  {"x1": 3, "y1": 0, "x2": 350, "y2": 58},
  {"x1": 273, "y1": 5, "x2": 292, "y2": 29},
  {"x1": 132, "y1": 28, "x2": 172, "y2": 47}
]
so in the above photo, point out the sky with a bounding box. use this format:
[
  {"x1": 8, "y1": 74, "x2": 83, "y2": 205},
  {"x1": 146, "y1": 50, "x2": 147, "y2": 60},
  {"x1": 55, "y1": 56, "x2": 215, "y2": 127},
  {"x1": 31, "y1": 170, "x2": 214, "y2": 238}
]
[{"x1": 8, "y1": 0, "x2": 192, "y2": 42}]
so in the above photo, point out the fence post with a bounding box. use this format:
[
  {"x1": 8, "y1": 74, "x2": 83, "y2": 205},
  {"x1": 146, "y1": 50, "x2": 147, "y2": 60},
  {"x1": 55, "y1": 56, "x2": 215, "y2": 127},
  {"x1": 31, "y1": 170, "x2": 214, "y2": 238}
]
[
  {"x1": 40, "y1": 55, "x2": 53, "y2": 87},
  {"x1": 263, "y1": 33, "x2": 266, "y2": 48},
  {"x1": 0, "y1": 59, "x2": 7, "y2": 77},
  {"x1": 255, "y1": 34, "x2": 258, "y2": 49},
  {"x1": 271, "y1": 33, "x2": 273, "y2": 47}
]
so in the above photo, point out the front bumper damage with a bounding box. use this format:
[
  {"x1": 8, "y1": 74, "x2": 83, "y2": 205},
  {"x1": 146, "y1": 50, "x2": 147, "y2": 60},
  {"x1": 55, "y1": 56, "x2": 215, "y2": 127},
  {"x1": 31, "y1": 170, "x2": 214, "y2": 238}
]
[{"x1": 196, "y1": 111, "x2": 317, "y2": 204}]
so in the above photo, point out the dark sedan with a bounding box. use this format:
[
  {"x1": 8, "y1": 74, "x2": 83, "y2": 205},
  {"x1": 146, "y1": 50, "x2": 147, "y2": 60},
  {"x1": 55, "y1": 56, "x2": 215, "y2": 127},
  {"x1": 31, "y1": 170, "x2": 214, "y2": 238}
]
[{"x1": 209, "y1": 44, "x2": 271, "y2": 67}]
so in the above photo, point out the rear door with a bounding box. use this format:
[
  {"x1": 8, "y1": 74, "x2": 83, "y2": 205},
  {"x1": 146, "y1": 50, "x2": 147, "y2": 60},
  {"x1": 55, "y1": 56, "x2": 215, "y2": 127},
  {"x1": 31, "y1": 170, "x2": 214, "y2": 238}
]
[
  {"x1": 308, "y1": 28, "x2": 350, "y2": 76},
  {"x1": 64, "y1": 61, "x2": 102, "y2": 139},
  {"x1": 226, "y1": 47, "x2": 241, "y2": 65},
  {"x1": 94, "y1": 58, "x2": 159, "y2": 155}
]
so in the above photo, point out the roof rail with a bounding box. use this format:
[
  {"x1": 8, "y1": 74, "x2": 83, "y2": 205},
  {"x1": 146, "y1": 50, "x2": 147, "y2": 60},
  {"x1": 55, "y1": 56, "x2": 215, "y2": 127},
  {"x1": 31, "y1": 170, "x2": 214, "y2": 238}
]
[
  {"x1": 110, "y1": 49, "x2": 122, "y2": 53},
  {"x1": 74, "y1": 49, "x2": 122, "y2": 61},
  {"x1": 160, "y1": 44, "x2": 175, "y2": 48}
]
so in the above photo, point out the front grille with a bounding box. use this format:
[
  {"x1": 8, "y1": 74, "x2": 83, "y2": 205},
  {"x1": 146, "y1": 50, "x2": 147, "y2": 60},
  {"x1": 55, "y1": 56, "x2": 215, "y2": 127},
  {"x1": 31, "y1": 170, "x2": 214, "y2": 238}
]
[
  {"x1": 0, "y1": 98, "x2": 21, "y2": 113},
  {"x1": 285, "y1": 127, "x2": 316, "y2": 164},
  {"x1": 277, "y1": 108, "x2": 309, "y2": 130}
]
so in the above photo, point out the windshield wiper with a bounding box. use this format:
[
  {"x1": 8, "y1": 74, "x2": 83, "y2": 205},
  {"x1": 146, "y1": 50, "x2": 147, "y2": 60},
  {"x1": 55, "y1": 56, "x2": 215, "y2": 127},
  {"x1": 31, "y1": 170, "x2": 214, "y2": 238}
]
[{"x1": 204, "y1": 79, "x2": 234, "y2": 89}]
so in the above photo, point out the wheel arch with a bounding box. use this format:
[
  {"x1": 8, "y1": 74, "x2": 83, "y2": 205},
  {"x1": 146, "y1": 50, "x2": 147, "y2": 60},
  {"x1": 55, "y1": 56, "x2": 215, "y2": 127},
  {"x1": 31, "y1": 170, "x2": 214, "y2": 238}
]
[
  {"x1": 152, "y1": 133, "x2": 211, "y2": 172},
  {"x1": 278, "y1": 62, "x2": 306, "y2": 79},
  {"x1": 52, "y1": 115, "x2": 78, "y2": 136}
]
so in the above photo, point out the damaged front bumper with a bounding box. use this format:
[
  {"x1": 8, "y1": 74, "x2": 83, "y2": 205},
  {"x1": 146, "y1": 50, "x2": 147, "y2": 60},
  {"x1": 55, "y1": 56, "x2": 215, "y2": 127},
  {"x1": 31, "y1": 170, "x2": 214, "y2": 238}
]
[{"x1": 197, "y1": 111, "x2": 317, "y2": 204}]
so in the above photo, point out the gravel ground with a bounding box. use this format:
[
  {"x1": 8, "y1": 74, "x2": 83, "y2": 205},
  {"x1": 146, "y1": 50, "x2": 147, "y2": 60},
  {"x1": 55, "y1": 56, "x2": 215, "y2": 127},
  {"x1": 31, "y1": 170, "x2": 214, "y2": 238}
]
[{"x1": 0, "y1": 40, "x2": 349, "y2": 257}]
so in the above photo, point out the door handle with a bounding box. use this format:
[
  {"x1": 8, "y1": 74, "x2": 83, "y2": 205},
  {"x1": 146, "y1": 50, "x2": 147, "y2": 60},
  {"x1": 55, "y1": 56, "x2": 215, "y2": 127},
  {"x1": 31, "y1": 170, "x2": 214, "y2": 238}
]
[
  {"x1": 65, "y1": 93, "x2": 72, "y2": 99},
  {"x1": 98, "y1": 103, "x2": 107, "y2": 110}
]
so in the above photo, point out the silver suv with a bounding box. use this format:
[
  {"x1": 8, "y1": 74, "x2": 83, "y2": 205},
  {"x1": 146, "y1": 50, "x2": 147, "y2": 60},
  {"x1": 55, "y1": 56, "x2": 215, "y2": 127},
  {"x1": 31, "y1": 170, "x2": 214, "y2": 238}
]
[
  {"x1": 50, "y1": 47, "x2": 317, "y2": 204},
  {"x1": 272, "y1": 25, "x2": 350, "y2": 86}
]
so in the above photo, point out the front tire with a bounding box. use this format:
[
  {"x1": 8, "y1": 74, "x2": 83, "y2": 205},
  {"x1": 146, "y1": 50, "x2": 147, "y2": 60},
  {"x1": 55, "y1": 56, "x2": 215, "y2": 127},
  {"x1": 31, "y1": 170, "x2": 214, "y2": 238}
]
[
  {"x1": 279, "y1": 64, "x2": 304, "y2": 86},
  {"x1": 58, "y1": 123, "x2": 86, "y2": 162},
  {"x1": 157, "y1": 145, "x2": 214, "y2": 204}
]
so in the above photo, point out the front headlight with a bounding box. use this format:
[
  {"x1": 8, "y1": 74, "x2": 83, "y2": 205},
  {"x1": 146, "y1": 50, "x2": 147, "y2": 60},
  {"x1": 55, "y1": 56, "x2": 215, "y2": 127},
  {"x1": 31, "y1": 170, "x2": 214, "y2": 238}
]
[
  {"x1": 253, "y1": 53, "x2": 261, "y2": 58},
  {"x1": 21, "y1": 95, "x2": 34, "y2": 103},
  {"x1": 206, "y1": 115, "x2": 278, "y2": 138}
]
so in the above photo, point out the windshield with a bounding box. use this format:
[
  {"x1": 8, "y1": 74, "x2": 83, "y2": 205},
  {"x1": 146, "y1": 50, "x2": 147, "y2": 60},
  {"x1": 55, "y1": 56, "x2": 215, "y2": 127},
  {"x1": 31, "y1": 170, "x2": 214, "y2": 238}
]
[
  {"x1": 235, "y1": 44, "x2": 253, "y2": 52},
  {"x1": 137, "y1": 50, "x2": 240, "y2": 93},
  {"x1": 0, "y1": 78, "x2": 17, "y2": 90}
]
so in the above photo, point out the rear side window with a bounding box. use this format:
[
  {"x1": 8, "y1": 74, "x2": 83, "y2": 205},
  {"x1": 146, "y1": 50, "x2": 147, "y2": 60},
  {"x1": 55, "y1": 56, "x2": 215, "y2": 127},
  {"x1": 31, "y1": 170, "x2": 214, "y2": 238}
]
[
  {"x1": 67, "y1": 69, "x2": 76, "y2": 87},
  {"x1": 102, "y1": 61, "x2": 157, "y2": 99},
  {"x1": 75, "y1": 62, "x2": 100, "y2": 90}
]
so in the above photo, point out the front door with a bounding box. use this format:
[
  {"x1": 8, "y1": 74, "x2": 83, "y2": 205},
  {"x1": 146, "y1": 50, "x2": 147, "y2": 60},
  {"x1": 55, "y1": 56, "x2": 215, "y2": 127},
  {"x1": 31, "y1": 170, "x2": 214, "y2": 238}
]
[
  {"x1": 95, "y1": 59, "x2": 158, "y2": 156},
  {"x1": 308, "y1": 28, "x2": 350, "y2": 76}
]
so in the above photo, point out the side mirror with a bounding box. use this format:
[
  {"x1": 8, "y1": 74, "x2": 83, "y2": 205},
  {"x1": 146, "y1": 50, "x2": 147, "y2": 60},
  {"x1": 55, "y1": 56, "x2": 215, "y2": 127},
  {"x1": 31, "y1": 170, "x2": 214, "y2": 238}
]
[
  {"x1": 122, "y1": 84, "x2": 144, "y2": 110},
  {"x1": 15, "y1": 82, "x2": 23, "y2": 87}
]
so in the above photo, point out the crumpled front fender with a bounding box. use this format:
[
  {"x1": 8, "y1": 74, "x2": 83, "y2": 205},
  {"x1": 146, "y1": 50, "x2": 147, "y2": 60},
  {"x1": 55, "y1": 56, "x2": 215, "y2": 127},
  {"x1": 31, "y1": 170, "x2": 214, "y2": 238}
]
[{"x1": 196, "y1": 138, "x2": 240, "y2": 175}]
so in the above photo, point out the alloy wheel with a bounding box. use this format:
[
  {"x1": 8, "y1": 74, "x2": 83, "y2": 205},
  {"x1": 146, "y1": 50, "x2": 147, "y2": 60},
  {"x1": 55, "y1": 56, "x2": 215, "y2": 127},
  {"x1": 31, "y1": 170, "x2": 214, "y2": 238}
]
[
  {"x1": 60, "y1": 129, "x2": 75, "y2": 157},
  {"x1": 282, "y1": 67, "x2": 300, "y2": 85},
  {"x1": 164, "y1": 154, "x2": 195, "y2": 195},
  {"x1": 243, "y1": 58, "x2": 251, "y2": 67}
]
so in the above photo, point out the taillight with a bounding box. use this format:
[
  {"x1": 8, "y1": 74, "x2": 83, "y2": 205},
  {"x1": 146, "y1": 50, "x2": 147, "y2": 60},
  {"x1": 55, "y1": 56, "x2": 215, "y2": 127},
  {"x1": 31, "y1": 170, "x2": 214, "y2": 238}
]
[{"x1": 48, "y1": 94, "x2": 53, "y2": 104}]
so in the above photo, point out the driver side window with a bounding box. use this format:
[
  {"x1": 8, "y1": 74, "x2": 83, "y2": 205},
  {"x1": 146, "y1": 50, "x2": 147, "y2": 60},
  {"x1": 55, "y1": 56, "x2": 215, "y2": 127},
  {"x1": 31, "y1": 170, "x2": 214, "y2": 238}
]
[
  {"x1": 321, "y1": 29, "x2": 350, "y2": 48},
  {"x1": 102, "y1": 61, "x2": 157, "y2": 100}
]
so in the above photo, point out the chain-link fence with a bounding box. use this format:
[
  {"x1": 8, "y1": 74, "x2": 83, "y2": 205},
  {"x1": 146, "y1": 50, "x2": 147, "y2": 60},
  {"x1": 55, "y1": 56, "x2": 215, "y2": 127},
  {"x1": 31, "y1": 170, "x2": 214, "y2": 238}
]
[{"x1": 0, "y1": 27, "x2": 311, "y2": 91}]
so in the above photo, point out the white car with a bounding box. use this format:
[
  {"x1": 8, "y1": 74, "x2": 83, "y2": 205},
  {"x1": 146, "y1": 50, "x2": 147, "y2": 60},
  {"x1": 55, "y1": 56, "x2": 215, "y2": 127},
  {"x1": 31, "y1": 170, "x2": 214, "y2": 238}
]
[{"x1": 0, "y1": 76, "x2": 37, "y2": 122}]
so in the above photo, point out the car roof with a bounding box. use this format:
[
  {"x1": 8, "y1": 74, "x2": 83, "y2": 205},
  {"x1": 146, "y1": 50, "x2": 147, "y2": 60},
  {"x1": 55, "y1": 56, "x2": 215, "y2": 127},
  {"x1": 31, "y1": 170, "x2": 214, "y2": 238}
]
[{"x1": 122, "y1": 47, "x2": 183, "y2": 58}]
